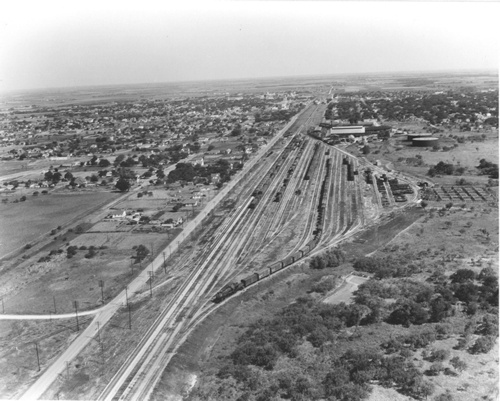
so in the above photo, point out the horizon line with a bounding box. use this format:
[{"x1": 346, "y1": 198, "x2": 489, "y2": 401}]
[{"x1": 1, "y1": 67, "x2": 498, "y2": 95}]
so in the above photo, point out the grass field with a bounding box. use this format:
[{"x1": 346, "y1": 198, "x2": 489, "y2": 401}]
[{"x1": 0, "y1": 191, "x2": 120, "y2": 259}]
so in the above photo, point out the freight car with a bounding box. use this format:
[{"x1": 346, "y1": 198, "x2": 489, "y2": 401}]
[{"x1": 211, "y1": 237, "x2": 321, "y2": 303}]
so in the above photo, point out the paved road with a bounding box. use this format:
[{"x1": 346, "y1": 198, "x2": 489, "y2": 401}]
[{"x1": 18, "y1": 107, "x2": 307, "y2": 401}]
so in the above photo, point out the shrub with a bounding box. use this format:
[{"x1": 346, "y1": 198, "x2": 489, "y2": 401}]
[
  {"x1": 469, "y1": 336, "x2": 496, "y2": 354},
  {"x1": 449, "y1": 356, "x2": 467, "y2": 372},
  {"x1": 427, "y1": 362, "x2": 444, "y2": 376},
  {"x1": 428, "y1": 348, "x2": 450, "y2": 362},
  {"x1": 310, "y1": 276, "x2": 336, "y2": 294}
]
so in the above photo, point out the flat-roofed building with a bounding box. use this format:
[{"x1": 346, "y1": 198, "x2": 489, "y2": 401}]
[{"x1": 330, "y1": 126, "x2": 366, "y2": 136}]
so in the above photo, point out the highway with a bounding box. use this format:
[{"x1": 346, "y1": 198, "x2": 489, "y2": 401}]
[{"x1": 18, "y1": 105, "x2": 307, "y2": 401}]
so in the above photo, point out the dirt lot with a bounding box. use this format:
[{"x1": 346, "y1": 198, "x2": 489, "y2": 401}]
[
  {"x1": 323, "y1": 274, "x2": 369, "y2": 304},
  {"x1": 0, "y1": 190, "x2": 120, "y2": 259}
]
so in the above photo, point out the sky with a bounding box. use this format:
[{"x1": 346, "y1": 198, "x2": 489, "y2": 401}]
[{"x1": 0, "y1": 1, "x2": 499, "y2": 92}]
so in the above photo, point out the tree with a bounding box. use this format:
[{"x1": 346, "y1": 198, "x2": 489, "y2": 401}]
[
  {"x1": 449, "y1": 356, "x2": 467, "y2": 372},
  {"x1": 387, "y1": 300, "x2": 429, "y2": 327},
  {"x1": 362, "y1": 145, "x2": 371, "y2": 155},
  {"x1": 135, "y1": 244, "x2": 150, "y2": 261},
  {"x1": 64, "y1": 171, "x2": 74, "y2": 181},
  {"x1": 98, "y1": 158, "x2": 111, "y2": 167},
  {"x1": 115, "y1": 177, "x2": 131, "y2": 192},
  {"x1": 450, "y1": 269, "x2": 475, "y2": 283},
  {"x1": 113, "y1": 154, "x2": 125, "y2": 167},
  {"x1": 469, "y1": 336, "x2": 496, "y2": 354}
]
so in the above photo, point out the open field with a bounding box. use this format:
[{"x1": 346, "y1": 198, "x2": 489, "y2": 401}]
[
  {"x1": 0, "y1": 191, "x2": 120, "y2": 258},
  {"x1": 0, "y1": 317, "x2": 92, "y2": 399},
  {"x1": 0, "y1": 228, "x2": 177, "y2": 315},
  {"x1": 323, "y1": 274, "x2": 368, "y2": 304}
]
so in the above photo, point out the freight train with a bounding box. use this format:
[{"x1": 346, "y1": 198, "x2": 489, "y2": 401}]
[
  {"x1": 211, "y1": 237, "x2": 320, "y2": 303},
  {"x1": 213, "y1": 156, "x2": 333, "y2": 304}
]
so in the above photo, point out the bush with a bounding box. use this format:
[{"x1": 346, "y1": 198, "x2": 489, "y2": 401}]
[
  {"x1": 84, "y1": 248, "x2": 97, "y2": 259},
  {"x1": 310, "y1": 276, "x2": 336, "y2": 294},
  {"x1": 469, "y1": 336, "x2": 496, "y2": 354},
  {"x1": 427, "y1": 362, "x2": 444, "y2": 376},
  {"x1": 428, "y1": 348, "x2": 450, "y2": 362},
  {"x1": 449, "y1": 356, "x2": 467, "y2": 372}
]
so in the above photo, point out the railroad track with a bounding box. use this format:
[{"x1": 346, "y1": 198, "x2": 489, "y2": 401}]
[{"x1": 98, "y1": 198, "x2": 254, "y2": 401}]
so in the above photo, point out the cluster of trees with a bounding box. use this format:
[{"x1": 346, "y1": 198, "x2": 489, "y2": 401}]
[
  {"x1": 309, "y1": 248, "x2": 345, "y2": 270},
  {"x1": 204, "y1": 260, "x2": 498, "y2": 400},
  {"x1": 133, "y1": 244, "x2": 150, "y2": 263},
  {"x1": 167, "y1": 159, "x2": 240, "y2": 185},
  {"x1": 332, "y1": 90, "x2": 498, "y2": 126},
  {"x1": 353, "y1": 254, "x2": 424, "y2": 279},
  {"x1": 254, "y1": 108, "x2": 298, "y2": 123},
  {"x1": 210, "y1": 295, "x2": 438, "y2": 401},
  {"x1": 353, "y1": 261, "x2": 498, "y2": 334},
  {"x1": 427, "y1": 161, "x2": 465, "y2": 177},
  {"x1": 477, "y1": 158, "x2": 499, "y2": 179},
  {"x1": 65, "y1": 244, "x2": 104, "y2": 259}
]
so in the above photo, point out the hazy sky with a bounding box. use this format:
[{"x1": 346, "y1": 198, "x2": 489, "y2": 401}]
[{"x1": 1, "y1": 1, "x2": 499, "y2": 92}]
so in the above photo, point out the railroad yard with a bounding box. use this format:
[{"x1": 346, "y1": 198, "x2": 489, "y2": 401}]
[
  {"x1": 23, "y1": 101, "x2": 421, "y2": 401},
  {"x1": 1, "y1": 71, "x2": 495, "y2": 401}
]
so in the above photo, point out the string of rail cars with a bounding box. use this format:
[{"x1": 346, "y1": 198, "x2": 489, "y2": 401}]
[{"x1": 212, "y1": 150, "x2": 340, "y2": 303}]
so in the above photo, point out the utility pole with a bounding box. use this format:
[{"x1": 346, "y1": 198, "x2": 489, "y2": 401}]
[
  {"x1": 53, "y1": 296, "x2": 57, "y2": 314},
  {"x1": 34, "y1": 342, "x2": 40, "y2": 371},
  {"x1": 74, "y1": 301, "x2": 79, "y2": 332},
  {"x1": 125, "y1": 287, "x2": 132, "y2": 329},
  {"x1": 1, "y1": 297, "x2": 4, "y2": 314},
  {"x1": 162, "y1": 252, "x2": 166, "y2": 274},
  {"x1": 148, "y1": 271, "x2": 153, "y2": 298},
  {"x1": 96, "y1": 322, "x2": 104, "y2": 362},
  {"x1": 99, "y1": 280, "x2": 104, "y2": 304}
]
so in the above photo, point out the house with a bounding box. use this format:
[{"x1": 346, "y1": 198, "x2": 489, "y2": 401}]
[
  {"x1": 211, "y1": 173, "x2": 221, "y2": 184},
  {"x1": 111, "y1": 210, "x2": 127, "y2": 219}
]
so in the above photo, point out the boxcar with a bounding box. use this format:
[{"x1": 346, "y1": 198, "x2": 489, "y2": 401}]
[
  {"x1": 299, "y1": 244, "x2": 310, "y2": 257},
  {"x1": 306, "y1": 238, "x2": 318, "y2": 251},
  {"x1": 241, "y1": 272, "x2": 259, "y2": 287},
  {"x1": 269, "y1": 262, "x2": 283, "y2": 274},
  {"x1": 258, "y1": 267, "x2": 270, "y2": 279},
  {"x1": 283, "y1": 256, "x2": 294, "y2": 267},
  {"x1": 292, "y1": 251, "x2": 302, "y2": 263}
]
